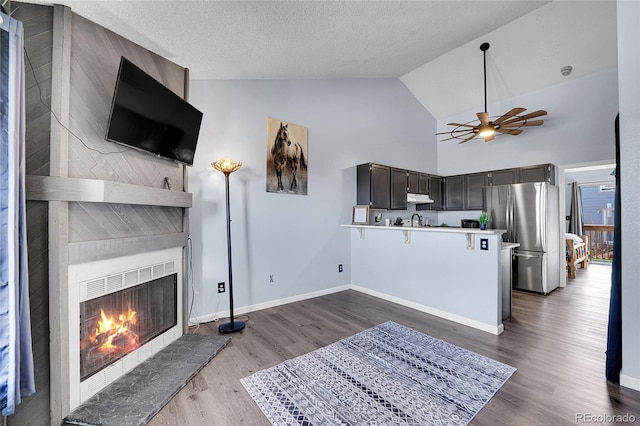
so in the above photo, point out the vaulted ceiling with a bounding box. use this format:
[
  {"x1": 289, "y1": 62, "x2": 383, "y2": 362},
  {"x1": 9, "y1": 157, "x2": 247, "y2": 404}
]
[{"x1": 25, "y1": 0, "x2": 618, "y2": 118}]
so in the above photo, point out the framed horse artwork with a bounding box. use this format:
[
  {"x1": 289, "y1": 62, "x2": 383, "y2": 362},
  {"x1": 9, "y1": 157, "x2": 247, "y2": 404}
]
[{"x1": 266, "y1": 117, "x2": 308, "y2": 195}]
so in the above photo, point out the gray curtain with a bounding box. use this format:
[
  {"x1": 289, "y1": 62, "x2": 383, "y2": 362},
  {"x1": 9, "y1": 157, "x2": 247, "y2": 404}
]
[
  {"x1": 0, "y1": 12, "x2": 35, "y2": 416},
  {"x1": 568, "y1": 182, "x2": 584, "y2": 236}
]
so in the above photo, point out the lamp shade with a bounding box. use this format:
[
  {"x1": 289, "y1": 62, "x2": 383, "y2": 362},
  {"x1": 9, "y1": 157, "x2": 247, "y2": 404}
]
[{"x1": 212, "y1": 157, "x2": 242, "y2": 174}]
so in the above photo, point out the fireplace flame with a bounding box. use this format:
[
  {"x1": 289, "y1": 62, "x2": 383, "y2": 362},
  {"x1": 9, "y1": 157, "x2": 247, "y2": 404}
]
[{"x1": 90, "y1": 306, "x2": 139, "y2": 351}]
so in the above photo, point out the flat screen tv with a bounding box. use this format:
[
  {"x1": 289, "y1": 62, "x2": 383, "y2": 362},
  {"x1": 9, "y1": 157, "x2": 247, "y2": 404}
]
[{"x1": 105, "y1": 57, "x2": 203, "y2": 166}]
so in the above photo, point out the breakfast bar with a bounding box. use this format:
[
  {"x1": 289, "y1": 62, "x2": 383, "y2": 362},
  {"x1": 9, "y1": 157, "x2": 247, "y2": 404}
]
[{"x1": 343, "y1": 225, "x2": 508, "y2": 335}]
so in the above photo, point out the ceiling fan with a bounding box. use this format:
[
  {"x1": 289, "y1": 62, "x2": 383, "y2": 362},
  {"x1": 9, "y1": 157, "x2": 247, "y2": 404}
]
[{"x1": 437, "y1": 42, "x2": 547, "y2": 144}]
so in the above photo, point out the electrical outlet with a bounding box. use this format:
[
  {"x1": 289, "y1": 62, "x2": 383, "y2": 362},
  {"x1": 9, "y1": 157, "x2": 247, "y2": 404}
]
[
  {"x1": 480, "y1": 239, "x2": 489, "y2": 250},
  {"x1": 217, "y1": 282, "x2": 225, "y2": 293},
  {"x1": 338, "y1": 264, "x2": 343, "y2": 272}
]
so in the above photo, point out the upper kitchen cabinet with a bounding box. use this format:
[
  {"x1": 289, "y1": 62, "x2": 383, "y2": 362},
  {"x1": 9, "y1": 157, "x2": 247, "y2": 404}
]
[
  {"x1": 408, "y1": 171, "x2": 431, "y2": 195},
  {"x1": 464, "y1": 172, "x2": 489, "y2": 209},
  {"x1": 445, "y1": 175, "x2": 464, "y2": 210},
  {"x1": 407, "y1": 170, "x2": 420, "y2": 194},
  {"x1": 416, "y1": 175, "x2": 442, "y2": 211},
  {"x1": 418, "y1": 173, "x2": 430, "y2": 195},
  {"x1": 356, "y1": 163, "x2": 408, "y2": 210},
  {"x1": 489, "y1": 168, "x2": 519, "y2": 186},
  {"x1": 357, "y1": 163, "x2": 390, "y2": 209},
  {"x1": 390, "y1": 168, "x2": 408, "y2": 210},
  {"x1": 519, "y1": 164, "x2": 556, "y2": 185}
]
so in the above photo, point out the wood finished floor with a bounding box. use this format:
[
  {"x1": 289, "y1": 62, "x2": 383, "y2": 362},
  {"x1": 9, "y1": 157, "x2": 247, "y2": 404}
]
[{"x1": 148, "y1": 265, "x2": 640, "y2": 425}]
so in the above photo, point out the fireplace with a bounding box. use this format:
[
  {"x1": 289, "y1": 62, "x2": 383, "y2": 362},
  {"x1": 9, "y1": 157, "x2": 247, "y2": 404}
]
[
  {"x1": 68, "y1": 247, "x2": 183, "y2": 409},
  {"x1": 79, "y1": 274, "x2": 177, "y2": 381}
]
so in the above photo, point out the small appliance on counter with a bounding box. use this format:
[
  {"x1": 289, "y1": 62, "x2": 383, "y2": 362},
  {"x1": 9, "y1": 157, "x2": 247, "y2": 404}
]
[{"x1": 461, "y1": 219, "x2": 480, "y2": 228}]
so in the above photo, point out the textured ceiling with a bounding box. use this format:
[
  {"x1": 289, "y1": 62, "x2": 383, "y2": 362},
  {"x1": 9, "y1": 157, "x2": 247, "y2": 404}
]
[
  {"x1": 26, "y1": 0, "x2": 549, "y2": 80},
  {"x1": 21, "y1": 1, "x2": 617, "y2": 118}
]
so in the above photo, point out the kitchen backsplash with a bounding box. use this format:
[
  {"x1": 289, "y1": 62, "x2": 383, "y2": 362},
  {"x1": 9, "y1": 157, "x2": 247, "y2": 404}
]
[{"x1": 371, "y1": 209, "x2": 482, "y2": 227}]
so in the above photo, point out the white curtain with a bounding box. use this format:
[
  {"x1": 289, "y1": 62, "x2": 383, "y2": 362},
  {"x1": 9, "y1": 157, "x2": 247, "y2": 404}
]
[{"x1": 0, "y1": 11, "x2": 35, "y2": 416}]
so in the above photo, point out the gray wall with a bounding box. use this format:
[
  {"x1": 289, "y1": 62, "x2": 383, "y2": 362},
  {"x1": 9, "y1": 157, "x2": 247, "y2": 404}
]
[
  {"x1": 617, "y1": 0, "x2": 640, "y2": 389},
  {"x1": 187, "y1": 79, "x2": 437, "y2": 319}
]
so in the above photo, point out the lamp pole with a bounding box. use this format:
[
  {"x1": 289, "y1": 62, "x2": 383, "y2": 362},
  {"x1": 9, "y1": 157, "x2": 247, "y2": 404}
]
[{"x1": 212, "y1": 158, "x2": 245, "y2": 333}]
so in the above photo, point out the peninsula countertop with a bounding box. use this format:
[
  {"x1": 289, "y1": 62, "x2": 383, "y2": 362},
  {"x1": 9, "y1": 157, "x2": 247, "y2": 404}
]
[{"x1": 341, "y1": 224, "x2": 506, "y2": 235}]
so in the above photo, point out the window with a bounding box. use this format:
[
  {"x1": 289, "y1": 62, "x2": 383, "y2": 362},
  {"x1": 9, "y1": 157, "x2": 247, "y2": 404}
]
[{"x1": 580, "y1": 184, "x2": 615, "y2": 225}]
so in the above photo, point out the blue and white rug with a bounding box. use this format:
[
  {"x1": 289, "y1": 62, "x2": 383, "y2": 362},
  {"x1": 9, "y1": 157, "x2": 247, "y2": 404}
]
[{"x1": 241, "y1": 321, "x2": 516, "y2": 425}]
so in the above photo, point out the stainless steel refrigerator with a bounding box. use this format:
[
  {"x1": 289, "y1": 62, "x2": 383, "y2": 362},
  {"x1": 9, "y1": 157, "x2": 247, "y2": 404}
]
[{"x1": 483, "y1": 182, "x2": 560, "y2": 294}]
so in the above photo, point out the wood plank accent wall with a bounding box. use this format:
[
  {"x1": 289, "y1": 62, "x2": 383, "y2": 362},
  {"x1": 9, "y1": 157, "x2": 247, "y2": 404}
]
[{"x1": 11, "y1": 2, "x2": 193, "y2": 425}]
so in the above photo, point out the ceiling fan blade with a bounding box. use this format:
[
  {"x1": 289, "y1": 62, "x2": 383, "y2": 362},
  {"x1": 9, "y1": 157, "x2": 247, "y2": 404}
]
[
  {"x1": 439, "y1": 132, "x2": 473, "y2": 142},
  {"x1": 495, "y1": 128, "x2": 523, "y2": 135},
  {"x1": 447, "y1": 122, "x2": 477, "y2": 128},
  {"x1": 493, "y1": 107, "x2": 527, "y2": 125},
  {"x1": 436, "y1": 129, "x2": 473, "y2": 135},
  {"x1": 458, "y1": 134, "x2": 478, "y2": 144},
  {"x1": 483, "y1": 135, "x2": 495, "y2": 142},
  {"x1": 501, "y1": 110, "x2": 548, "y2": 125},
  {"x1": 501, "y1": 120, "x2": 544, "y2": 128},
  {"x1": 476, "y1": 112, "x2": 489, "y2": 125}
]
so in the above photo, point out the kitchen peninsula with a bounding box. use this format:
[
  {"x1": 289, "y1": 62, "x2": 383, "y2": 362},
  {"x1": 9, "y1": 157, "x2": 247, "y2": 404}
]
[{"x1": 343, "y1": 225, "x2": 509, "y2": 335}]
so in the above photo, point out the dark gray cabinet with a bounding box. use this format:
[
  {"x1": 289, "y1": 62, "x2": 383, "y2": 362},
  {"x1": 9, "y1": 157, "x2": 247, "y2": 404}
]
[
  {"x1": 356, "y1": 163, "x2": 408, "y2": 210},
  {"x1": 489, "y1": 168, "x2": 519, "y2": 186},
  {"x1": 416, "y1": 175, "x2": 442, "y2": 211},
  {"x1": 356, "y1": 162, "x2": 555, "y2": 212},
  {"x1": 445, "y1": 175, "x2": 464, "y2": 210},
  {"x1": 418, "y1": 173, "x2": 430, "y2": 195},
  {"x1": 519, "y1": 164, "x2": 556, "y2": 184},
  {"x1": 408, "y1": 171, "x2": 430, "y2": 195},
  {"x1": 357, "y1": 163, "x2": 390, "y2": 209},
  {"x1": 464, "y1": 172, "x2": 489, "y2": 209},
  {"x1": 430, "y1": 176, "x2": 443, "y2": 210},
  {"x1": 390, "y1": 168, "x2": 408, "y2": 210},
  {"x1": 407, "y1": 171, "x2": 419, "y2": 193}
]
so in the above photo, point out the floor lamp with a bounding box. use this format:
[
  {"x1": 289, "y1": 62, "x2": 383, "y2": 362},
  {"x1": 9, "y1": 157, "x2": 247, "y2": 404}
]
[{"x1": 212, "y1": 157, "x2": 245, "y2": 333}]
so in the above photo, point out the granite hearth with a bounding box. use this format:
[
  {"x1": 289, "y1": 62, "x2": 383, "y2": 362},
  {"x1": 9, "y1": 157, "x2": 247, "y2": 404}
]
[{"x1": 63, "y1": 334, "x2": 230, "y2": 426}]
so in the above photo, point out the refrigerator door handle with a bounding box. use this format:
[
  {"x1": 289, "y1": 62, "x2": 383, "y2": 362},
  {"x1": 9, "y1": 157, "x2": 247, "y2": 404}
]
[
  {"x1": 513, "y1": 252, "x2": 543, "y2": 259},
  {"x1": 509, "y1": 187, "x2": 516, "y2": 242}
]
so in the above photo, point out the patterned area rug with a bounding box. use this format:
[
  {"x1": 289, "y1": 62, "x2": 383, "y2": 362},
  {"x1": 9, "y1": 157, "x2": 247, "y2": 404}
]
[{"x1": 241, "y1": 321, "x2": 516, "y2": 425}]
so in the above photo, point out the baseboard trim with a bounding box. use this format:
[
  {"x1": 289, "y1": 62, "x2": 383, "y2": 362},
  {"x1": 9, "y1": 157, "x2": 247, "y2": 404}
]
[
  {"x1": 351, "y1": 285, "x2": 504, "y2": 335},
  {"x1": 620, "y1": 374, "x2": 640, "y2": 391},
  {"x1": 189, "y1": 285, "x2": 351, "y2": 325},
  {"x1": 189, "y1": 284, "x2": 503, "y2": 335}
]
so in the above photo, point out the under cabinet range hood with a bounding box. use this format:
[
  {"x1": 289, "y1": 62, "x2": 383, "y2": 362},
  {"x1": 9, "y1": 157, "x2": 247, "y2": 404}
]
[{"x1": 407, "y1": 193, "x2": 434, "y2": 204}]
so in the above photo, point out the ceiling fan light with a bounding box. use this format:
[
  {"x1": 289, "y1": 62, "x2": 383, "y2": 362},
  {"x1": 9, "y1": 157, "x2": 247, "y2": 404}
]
[{"x1": 478, "y1": 124, "x2": 495, "y2": 138}]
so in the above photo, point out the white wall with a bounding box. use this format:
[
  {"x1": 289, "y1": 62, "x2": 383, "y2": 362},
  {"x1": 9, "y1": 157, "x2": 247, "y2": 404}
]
[
  {"x1": 437, "y1": 68, "x2": 618, "y2": 176},
  {"x1": 617, "y1": 0, "x2": 640, "y2": 391},
  {"x1": 187, "y1": 79, "x2": 437, "y2": 320}
]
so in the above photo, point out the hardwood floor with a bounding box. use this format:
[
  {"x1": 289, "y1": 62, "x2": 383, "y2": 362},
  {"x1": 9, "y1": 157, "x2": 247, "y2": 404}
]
[{"x1": 148, "y1": 265, "x2": 640, "y2": 425}]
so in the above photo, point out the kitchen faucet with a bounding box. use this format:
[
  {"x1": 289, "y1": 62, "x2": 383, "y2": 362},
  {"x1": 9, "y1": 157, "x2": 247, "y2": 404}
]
[{"x1": 411, "y1": 213, "x2": 422, "y2": 227}]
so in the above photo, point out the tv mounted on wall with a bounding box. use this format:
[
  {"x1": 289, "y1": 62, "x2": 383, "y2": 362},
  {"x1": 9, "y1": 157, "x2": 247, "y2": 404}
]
[{"x1": 105, "y1": 57, "x2": 203, "y2": 166}]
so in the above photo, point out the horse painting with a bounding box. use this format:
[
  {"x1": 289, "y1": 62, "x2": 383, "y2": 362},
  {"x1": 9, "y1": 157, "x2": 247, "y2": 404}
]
[{"x1": 269, "y1": 121, "x2": 308, "y2": 193}]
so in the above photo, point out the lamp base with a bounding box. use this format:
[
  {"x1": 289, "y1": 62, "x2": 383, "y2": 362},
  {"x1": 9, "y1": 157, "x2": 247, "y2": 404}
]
[{"x1": 218, "y1": 320, "x2": 246, "y2": 334}]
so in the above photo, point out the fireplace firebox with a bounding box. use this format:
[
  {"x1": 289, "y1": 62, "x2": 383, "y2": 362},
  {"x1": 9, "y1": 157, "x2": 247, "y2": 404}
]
[{"x1": 79, "y1": 274, "x2": 177, "y2": 381}]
